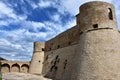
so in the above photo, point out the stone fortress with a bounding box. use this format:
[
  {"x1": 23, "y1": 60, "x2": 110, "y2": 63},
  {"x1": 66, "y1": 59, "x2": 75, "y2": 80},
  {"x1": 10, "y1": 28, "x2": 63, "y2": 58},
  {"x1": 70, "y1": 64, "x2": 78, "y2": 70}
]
[{"x1": 0, "y1": 1, "x2": 120, "y2": 80}]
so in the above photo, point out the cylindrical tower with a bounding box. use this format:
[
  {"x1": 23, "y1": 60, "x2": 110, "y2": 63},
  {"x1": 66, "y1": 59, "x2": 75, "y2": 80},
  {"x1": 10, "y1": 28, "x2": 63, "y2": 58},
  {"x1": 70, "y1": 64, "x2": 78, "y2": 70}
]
[
  {"x1": 71, "y1": 1, "x2": 120, "y2": 80},
  {"x1": 29, "y1": 42, "x2": 45, "y2": 75}
]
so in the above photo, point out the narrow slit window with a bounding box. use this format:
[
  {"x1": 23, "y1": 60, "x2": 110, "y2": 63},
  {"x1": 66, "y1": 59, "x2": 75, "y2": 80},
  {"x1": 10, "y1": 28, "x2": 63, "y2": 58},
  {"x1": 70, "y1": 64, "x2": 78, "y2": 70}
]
[
  {"x1": 80, "y1": 31, "x2": 83, "y2": 35},
  {"x1": 57, "y1": 45, "x2": 60, "y2": 48},
  {"x1": 108, "y1": 8, "x2": 113, "y2": 20},
  {"x1": 42, "y1": 48, "x2": 45, "y2": 51},
  {"x1": 38, "y1": 60, "x2": 41, "y2": 63},
  {"x1": 93, "y1": 24, "x2": 98, "y2": 29},
  {"x1": 68, "y1": 42, "x2": 71, "y2": 45}
]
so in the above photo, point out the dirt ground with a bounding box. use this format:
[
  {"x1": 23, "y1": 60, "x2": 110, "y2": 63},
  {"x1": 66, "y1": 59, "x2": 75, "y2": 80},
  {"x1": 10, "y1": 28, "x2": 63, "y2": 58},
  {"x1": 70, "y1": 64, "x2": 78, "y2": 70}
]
[{"x1": 2, "y1": 72, "x2": 52, "y2": 80}]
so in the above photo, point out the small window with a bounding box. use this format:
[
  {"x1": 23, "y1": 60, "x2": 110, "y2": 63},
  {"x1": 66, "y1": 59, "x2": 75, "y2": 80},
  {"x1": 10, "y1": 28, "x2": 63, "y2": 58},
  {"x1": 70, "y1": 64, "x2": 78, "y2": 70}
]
[
  {"x1": 93, "y1": 24, "x2": 98, "y2": 29},
  {"x1": 42, "y1": 48, "x2": 45, "y2": 51},
  {"x1": 80, "y1": 31, "x2": 83, "y2": 35},
  {"x1": 108, "y1": 8, "x2": 113, "y2": 20},
  {"x1": 57, "y1": 45, "x2": 60, "y2": 48},
  {"x1": 68, "y1": 42, "x2": 71, "y2": 45},
  {"x1": 38, "y1": 60, "x2": 41, "y2": 63}
]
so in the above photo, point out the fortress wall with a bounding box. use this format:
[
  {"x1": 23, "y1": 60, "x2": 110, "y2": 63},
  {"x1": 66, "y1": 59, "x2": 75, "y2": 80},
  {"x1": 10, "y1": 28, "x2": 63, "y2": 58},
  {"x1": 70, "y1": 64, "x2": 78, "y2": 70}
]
[
  {"x1": 71, "y1": 1, "x2": 120, "y2": 80},
  {"x1": 71, "y1": 29, "x2": 120, "y2": 80},
  {"x1": 42, "y1": 25, "x2": 81, "y2": 80},
  {"x1": 45, "y1": 26, "x2": 80, "y2": 52},
  {"x1": 43, "y1": 44, "x2": 79, "y2": 80},
  {"x1": 42, "y1": 25, "x2": 81, "y2": 79}
]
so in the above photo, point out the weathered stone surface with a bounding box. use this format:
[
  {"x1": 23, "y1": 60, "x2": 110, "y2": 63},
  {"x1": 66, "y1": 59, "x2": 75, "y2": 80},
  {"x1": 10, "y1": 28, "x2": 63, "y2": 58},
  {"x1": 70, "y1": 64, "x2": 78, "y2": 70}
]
[
  {"x1": 1, "y1": 1, "x2": 120, "y2": 80},
  {"x1": 29, "y1": 42, "x2": 45, "y2": 75},
  {"x1": 0, "y1": 60, "x2": 30, "y2": 73}
]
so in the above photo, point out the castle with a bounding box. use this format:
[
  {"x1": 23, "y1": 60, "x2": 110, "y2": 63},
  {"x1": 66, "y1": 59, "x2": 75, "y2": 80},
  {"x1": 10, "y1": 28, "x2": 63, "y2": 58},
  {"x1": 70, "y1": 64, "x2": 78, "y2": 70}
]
[{"x1": 0, "y1": 1, "x2": 120, "y2": 80}]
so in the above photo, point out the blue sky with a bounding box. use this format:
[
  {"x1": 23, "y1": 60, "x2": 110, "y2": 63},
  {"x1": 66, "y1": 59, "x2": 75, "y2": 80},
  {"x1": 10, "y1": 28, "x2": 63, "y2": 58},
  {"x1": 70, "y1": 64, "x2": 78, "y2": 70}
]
[{"x1": 0, "y1": 0, "x2": 120, "y2": 61}]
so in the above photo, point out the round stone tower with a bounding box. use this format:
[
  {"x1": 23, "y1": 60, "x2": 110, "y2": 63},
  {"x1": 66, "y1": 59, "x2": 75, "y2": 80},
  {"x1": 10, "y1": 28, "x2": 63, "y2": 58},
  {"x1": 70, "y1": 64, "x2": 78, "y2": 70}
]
[
  {"x1": 71, "y1": 1, "x2": 120, "y2": 80},
  {"x1": 29, "y1": 42, "x2": 45, "y2": 75}
]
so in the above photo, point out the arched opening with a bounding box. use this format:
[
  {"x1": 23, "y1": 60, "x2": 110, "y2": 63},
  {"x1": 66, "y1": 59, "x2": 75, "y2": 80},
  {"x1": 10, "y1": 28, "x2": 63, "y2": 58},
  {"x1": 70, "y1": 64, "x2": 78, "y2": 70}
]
[
  {"x1": 11, "y1": 63, "x2": 20, "y2": 72},
  {"x1": 108, "y1": 8, "x2": 113, "y2": 20},
  {"x1": 1, "y1": 63, "x2": 10, "y2": 73},
  {"x1": 21, "y1": 64, "x2": 29, "y2": 73}
]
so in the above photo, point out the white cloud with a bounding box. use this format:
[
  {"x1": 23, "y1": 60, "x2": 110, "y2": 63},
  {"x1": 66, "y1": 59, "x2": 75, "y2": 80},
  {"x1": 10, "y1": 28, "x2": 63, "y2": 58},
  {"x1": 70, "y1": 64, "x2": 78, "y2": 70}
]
[
  {"x1": 38, "y1": 0, "x2": 52, "y2": 8},
  {"x1": 0, "y1": 38, "x2": 25, "y2": 53},
  {"x1": 0, "y1": 1, "x2": 17, "y2": 19},
  {"x1": 0, "y1": 21, "x2": 9, "y2": 26},
  {"x1": 28, "y1": 0, "x2": 53, "y2": 9},
  {"x1": 28, "y1": 21, "x2": 46, "y2": 32},
  {"x1": 64, "y1": 19, "x2": 76, "y2": 29},
  {"x1": 58, "y1": 0, "x2": 114, "y2": 15},
  {"x1": 0, "y1": 1, "x2": 27, "y2": 26},
  {"x1": 51, "y1": 14, "x2": 60, "y2": 21}
]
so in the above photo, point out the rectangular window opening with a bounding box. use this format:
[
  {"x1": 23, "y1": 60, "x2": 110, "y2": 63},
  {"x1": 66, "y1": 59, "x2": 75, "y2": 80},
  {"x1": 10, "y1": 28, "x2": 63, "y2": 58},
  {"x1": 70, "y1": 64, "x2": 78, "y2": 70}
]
[{"x1": 93, "y1": 24, "x2": 98, "y2": 29}]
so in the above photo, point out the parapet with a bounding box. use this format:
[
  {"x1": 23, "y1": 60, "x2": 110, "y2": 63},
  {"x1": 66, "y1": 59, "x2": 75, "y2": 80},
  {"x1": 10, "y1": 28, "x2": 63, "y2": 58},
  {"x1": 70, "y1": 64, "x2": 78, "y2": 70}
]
[
  {"x1": 80, "y1": 1, "x2": 114, "y2": 12},
  {"x1": 45, "y1": 26, "x2": 79, "y2": 52}
]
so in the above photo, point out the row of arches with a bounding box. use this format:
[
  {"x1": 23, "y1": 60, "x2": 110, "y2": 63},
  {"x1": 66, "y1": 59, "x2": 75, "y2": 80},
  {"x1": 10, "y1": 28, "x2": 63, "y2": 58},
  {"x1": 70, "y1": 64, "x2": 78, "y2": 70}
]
[{"x1": 1, "y1": 63, "x2": 29, "y2": 73}]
